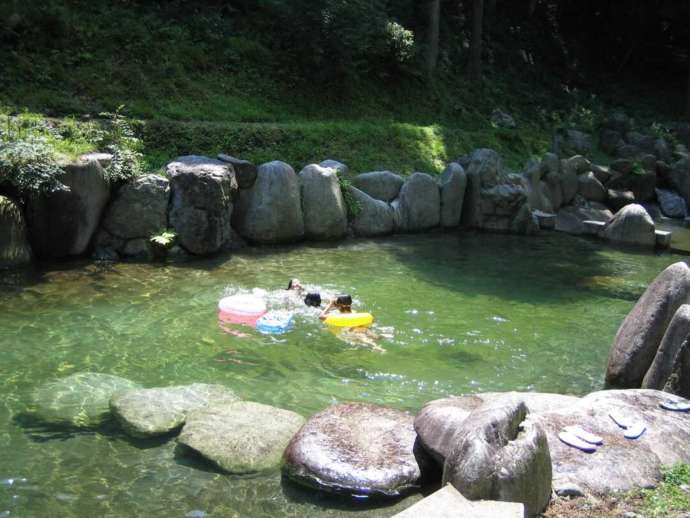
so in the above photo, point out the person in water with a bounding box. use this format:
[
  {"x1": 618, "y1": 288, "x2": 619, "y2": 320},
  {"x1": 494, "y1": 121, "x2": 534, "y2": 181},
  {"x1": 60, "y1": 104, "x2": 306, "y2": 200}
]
[
  {"x1": 287, "y1": 278, "x2": 304, "y2": 292},
  {"x1": 319, "y1": 295, "x2": 352, "y2": 320}
]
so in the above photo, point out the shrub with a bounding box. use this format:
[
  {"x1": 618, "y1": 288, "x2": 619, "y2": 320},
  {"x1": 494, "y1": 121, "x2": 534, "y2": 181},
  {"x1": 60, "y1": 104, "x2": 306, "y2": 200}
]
[
  {"x1": 0, "y1": 139, "x2": 64, "y2": 194},
  {"x1": 338, "y1": 175, "x2": 361, "y2": 219},
  {"x1": 98, "y1": 106, "x2": 143, "y2": 183}
]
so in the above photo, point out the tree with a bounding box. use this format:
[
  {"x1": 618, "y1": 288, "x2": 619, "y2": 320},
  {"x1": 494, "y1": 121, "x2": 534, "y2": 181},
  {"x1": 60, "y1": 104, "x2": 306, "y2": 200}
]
[
  {"x1": 469, "y1": 0, "x2": 484, "y2": 80},
  {"x1": 426, "y1": 0, "x2": 440, "y2": 82}
]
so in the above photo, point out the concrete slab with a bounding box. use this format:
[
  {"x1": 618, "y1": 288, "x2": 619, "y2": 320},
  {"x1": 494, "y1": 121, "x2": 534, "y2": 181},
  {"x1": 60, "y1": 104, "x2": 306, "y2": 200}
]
[
  {"x1": 582, "y1": 220, "x2": 606, "y2": 236},
  {"x1": 392, "y1": 484, "x2": 524, "y2": 518}
]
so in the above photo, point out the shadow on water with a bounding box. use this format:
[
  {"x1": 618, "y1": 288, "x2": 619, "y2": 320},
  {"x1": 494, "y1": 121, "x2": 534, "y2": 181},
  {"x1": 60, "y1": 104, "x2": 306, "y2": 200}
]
[{"x1": 380, "y1": 229, "x2": 678, "y2": 304}]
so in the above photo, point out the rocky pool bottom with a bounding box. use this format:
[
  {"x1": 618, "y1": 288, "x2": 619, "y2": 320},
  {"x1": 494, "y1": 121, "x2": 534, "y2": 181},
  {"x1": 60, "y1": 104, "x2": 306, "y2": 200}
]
[{"x1": 0, "y1": 233, "x2": 688, "y2": 516}]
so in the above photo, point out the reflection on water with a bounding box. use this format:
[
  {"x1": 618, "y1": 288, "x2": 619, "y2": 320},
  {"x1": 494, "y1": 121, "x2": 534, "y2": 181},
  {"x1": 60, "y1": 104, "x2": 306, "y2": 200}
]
[{"x1": 0, "y1": 232, "x2": 684, "y2": 516}]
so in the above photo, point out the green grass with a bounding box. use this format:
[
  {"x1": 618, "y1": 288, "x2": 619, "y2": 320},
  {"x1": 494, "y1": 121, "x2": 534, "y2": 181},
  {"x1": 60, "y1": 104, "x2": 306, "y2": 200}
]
[{"x1": 636, "y1": 464, "x2": 690, "y2": 517}]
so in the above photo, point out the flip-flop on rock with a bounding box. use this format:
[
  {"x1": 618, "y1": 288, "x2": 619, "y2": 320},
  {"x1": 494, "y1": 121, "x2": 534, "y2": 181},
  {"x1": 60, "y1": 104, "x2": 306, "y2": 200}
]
[
  {"x1": 558, "y1": 431, "x2": 597, "y2": 453},
  {"x1": 564, "y1": 425, "x2": 603, "y2": 445},
  {"x1": 623, "y1": 422, "x2": 646, "y2": 440},
  {"x1": 660, "y1": 400, "x2": 690, "y2": 412},
  {"x1": 609, "y1": 410, "x2": 646, "y2": 440}
]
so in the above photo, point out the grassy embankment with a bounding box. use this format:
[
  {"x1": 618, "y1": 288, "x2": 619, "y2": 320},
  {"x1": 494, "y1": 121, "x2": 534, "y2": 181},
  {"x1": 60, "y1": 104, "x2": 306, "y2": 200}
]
[{"x1": 0, "y1": 1, "x2": 630, "y2": 176}]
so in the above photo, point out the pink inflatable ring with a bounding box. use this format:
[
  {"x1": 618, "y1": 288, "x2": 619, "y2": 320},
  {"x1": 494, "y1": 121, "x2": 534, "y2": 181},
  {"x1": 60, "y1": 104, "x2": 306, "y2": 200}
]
[{"x1": 218, "y1": 294, "x2": 267, "y2": 325}]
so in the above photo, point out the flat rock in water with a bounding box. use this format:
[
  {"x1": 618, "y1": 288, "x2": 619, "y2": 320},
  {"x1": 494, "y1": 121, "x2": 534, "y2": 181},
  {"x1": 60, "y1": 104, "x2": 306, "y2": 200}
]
[
  {"x1": 31, "y1": 372, "x2": 140, "y2": 428},
  {"x1": 178, "y1": 401, "x2": 305, "y2": 474},
  {"x1": 283, "y1": 402, "x2": 426, "y2": 497},
  {"x1": 110, "y1": 383, "x2": 240, "y2": 438}
]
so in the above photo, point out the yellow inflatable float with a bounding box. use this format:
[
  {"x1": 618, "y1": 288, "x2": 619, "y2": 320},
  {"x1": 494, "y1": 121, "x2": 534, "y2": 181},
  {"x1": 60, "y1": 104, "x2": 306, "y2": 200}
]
[{"x1": 324, "y1": 312, "x2": 374, "y2": 328}]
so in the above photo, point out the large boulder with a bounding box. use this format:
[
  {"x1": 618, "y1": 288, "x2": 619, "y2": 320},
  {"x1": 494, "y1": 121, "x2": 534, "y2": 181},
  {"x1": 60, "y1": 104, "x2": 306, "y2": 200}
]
[
  {"x1": 167, "y1": 156, "x2": 237, "y2": 255},
  {"x1": 319, "y1": 159, "x2": 349, "y2": 175},
  {"x1": 438, "y1": 163, "x2": 467, "y2": 228},
  {"x1": 608, "y1": 171, "x2": 657, "y2": 202},
  {"x1": 524, "y1": 161, "x2": 553, "y2": 213},
  {"x1": 110, "y1": 383, "x2": 240, "y2": 438},
  {"x1": 656, "y1": 188, "x2": 687, "y2": 219},
  {"x1": 553, "y1": 129, "x2": 592, "y2": 157},
  {"x1": 414, "y1": 392, "x2": 576, "y2": 465},
  {"x1": 607, "y1": 189, "x2": 636, "y2": 212},
  {"x1": 479, "y1": 181, "x2": 534, "y2": 234},
  {"x1": 577, "y1": 171, "x2": 606, "y2": 202},
  {"x1": 26, "y1": 159, "x2": 110, "y2": 258},
  {"x1": 31, "y1": 372, "x2": 140, "y2": 428},
  {"x1": 298, "y1": 164, "x2": 347, "y2": 240},
  {"x1": 602, "y1": 203, "x2": 655, "y2": 247},
  {"x1": 442, "y1": 397, "x2": 552, "y2": 518},
  {"x1": 606, "y1": 261, "x2": 690, "y2": 388},
  {"x1": 461, "y1": 165, "x2": 483, "y2": 227},
  {"x1": 233, "y1": 161, "x2": 304, "y2": 244},
  {"x1": 417, "y1": 390, "x2": 690, "y2": 497},
  {"x1": 600, "y1": 129, "x2": 625, "y2": 155},
  {"x1": 352, "y1": 171, "x2": 404, "y2": 202},
  {"x1": 533, "y1": 389, "x2": 690, "y2": 495},
  {"x1": 392, "y1": 173, "x2": 440, "y2": 232},
  {"x1": 604, "y1": 111, "x2": 633, "y2": 135},
  {"x1": 0, "y1": 195, "x2": 31, "y2": 267},
  {"x1": 178, "y1": 401, "x2": 305, "y2": 474},
  {"x1": 284, "y1": 402, "x2": 427, "y2": 497},
  {"x1": 555, "y1": 204, "x2": 613, "y2": 235},
  {"x1": 466, "y1": 148, "x2": 503, "y2": 188},
  {"x1": 217, "y1": 154, "x2": 257, "y2": 189},
  {"x1": 102, "y1": 175, "x2": 170, "y2": 240},
  {"x1": 642, "y1": 304, "x2": 690, "y2": 397},
  {"x1": 349, "y1": 187, "x2": 395, "y2": 237},
  {"x1": 667, "y1": 157, "x2": 690, "y2": 205}
]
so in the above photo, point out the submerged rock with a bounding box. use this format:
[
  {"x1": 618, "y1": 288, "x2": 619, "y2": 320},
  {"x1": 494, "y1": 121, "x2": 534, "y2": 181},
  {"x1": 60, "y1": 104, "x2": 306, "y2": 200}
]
[
  {"x1": 233, "y1": 161, "x2": 304, "y2": 244},
  {"x1": 31, "y1": 372, "x2": 140, "y2": 428},
  {"x1": 606, "y1": 262, "x2": 690, "y2": 388},
  {"x1": 352, "y1": 171, "x2": 404, "y2": 202},
  {"x1": 110, "y1": 384, "x2": 240, "y2": 438},
  {"x1": 349, "y1": 187, "x2": 395, "y2": 237},
  {"x1": 167, "y1": 156, "x2": 237, "y2": 255},
  {"x1": 0, "y1": 195, "x2": 31, "y2": 267},
  {"x1": 178, "y1": 401, "x2": 304, "y2": 474},
  {"x1": 298, "y1": 164, "x2": 347, "y2": 240},
  {"x1": 283, "y1": 402, "x2": 427, "y2": 497}
]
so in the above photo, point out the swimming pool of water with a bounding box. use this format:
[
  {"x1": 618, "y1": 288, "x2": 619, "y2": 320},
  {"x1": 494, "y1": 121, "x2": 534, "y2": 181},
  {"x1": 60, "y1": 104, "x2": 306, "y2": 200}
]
[{"x1": 0, "y1": 232, "x2": 683, "y2": 516}]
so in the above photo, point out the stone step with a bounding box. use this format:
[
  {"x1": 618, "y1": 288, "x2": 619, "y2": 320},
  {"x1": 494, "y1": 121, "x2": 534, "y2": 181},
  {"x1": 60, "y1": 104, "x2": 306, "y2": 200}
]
[
  {"x1": 655, "y1": 230, "x2": 672, "y2": 249},
  {"x1": 391, "y1": 484, "x2": 524, "y2": 518},
  {"x1": 533, "y1": 210, "x2": 556, "y2": 230}
]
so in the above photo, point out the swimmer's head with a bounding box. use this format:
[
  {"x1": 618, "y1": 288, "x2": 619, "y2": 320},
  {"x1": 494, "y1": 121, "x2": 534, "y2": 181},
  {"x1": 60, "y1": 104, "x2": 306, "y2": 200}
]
[
  {"x1": 287, "y1": 279, "x2": 302, "y2": 290},
  {"x1": 304, "y1": 292, "x2": 322, "y2": 307},
  {"x1": 335, "y1": 294, "x2": 352, "y2": 312}
]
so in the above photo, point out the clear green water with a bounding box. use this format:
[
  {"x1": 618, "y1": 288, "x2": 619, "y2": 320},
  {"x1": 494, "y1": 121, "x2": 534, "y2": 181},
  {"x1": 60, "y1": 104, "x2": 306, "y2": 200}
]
[{"x1": 0, "y1": 232, "x2": 683, "y2": 517}]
